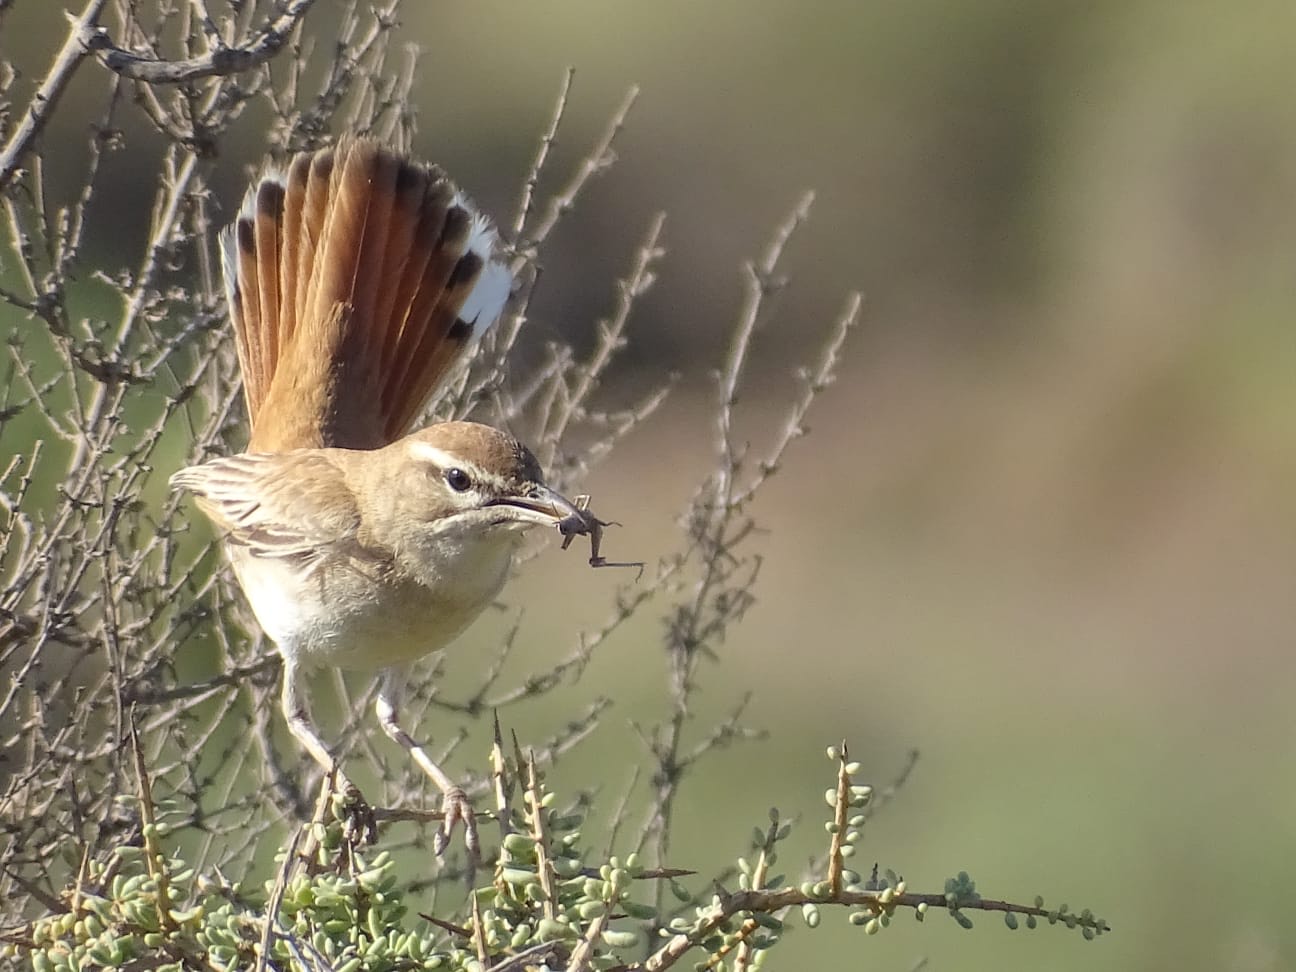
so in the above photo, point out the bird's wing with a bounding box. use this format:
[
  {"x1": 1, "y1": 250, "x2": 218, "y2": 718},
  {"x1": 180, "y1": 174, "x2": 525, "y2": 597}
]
[{"x1": 171, "y1": 450, "x2": 363, "y2": 566}]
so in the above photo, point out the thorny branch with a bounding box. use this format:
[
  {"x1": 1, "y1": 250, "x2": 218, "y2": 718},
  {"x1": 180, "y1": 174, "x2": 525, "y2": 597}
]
[
  {"x1": 0, "y1": 0, "x2": 320, "y2": 190},
  {"x1": 0, "y1": 0, "x2": 108, "y2": 191},
  {"x1": 90, "y1": 0, "x2": 319, "y2": 85},
  {"x1": 0, "y1": 3, "x2": 874, "y2": 967},
  {"x1": 0, "y1": 0, "x2": 516, "y2": 915},
  {"x1": 634, "y1": 191, "x2": 862, "y2": 915}
]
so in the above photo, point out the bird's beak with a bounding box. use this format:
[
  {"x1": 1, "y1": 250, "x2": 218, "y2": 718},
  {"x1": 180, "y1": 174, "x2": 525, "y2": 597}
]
[{"x1": 486, "y1": 484, "x2": 584, "y2": 528}]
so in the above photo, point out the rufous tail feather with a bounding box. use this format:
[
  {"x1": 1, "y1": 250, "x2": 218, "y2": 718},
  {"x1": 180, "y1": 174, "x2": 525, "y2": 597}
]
[{"x1": 219, "y1": 138, "x2": 512, "y2": 453}]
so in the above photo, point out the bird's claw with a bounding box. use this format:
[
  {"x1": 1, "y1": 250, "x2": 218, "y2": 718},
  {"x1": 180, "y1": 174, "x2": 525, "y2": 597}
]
[
  {"x1": 336, "y1": 779, "x2": 377, "y2": 848},
  {"x1": 434, "y1": 785, "x2": 480, "y2": 870}
]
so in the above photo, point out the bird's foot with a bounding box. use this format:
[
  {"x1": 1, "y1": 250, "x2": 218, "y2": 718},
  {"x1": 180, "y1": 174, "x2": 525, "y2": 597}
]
[
  {"x1": 334, "y1": 778, "x2": 378, "y2": 849},
  {"x1": 434, "y1": 785, "x2": 480, "y2": 872}
]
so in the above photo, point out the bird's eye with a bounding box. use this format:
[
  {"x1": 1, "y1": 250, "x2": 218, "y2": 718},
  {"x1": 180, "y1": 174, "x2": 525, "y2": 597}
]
[{"x1": 445, "y1": 467, "x2": 472, "y2": 492}]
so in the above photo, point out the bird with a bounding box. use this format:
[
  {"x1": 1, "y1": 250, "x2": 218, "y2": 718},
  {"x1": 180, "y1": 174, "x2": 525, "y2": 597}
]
[{"x1": 171, "y1": 138, "x2": 592, "y2": 855}]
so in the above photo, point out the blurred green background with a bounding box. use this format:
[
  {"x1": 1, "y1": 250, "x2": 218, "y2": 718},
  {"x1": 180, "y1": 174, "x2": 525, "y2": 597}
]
[{"x1": 9, "y1": 1, "x2": 1296, "y2": 969}]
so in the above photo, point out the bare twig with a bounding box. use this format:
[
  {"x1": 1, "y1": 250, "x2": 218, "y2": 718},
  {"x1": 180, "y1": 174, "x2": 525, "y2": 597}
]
[
  {"x1": 91, "y1": 0, "x2": 318, "y2": 83},
  {"x1": 0, "y1": 0, "x2": 109, "y2": 190}
]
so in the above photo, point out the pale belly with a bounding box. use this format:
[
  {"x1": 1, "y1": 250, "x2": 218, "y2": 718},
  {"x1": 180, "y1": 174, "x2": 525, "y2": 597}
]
[{"x1": 229, "y1": 534, "x2": 517, "y2": 671}]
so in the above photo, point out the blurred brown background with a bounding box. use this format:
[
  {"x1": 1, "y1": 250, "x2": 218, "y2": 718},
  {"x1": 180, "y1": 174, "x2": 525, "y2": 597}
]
[{"x1": 9, "y1": 1, "x2": 1296, "y2": 969}]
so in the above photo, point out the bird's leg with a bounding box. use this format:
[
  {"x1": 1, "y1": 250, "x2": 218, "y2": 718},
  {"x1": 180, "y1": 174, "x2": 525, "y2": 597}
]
[
  {"x1": 281, "y1": 656, "x2": 375, "y2": 845},
  {"x1": 376, "y1": 666, "x2": 479, "y2": 861}
]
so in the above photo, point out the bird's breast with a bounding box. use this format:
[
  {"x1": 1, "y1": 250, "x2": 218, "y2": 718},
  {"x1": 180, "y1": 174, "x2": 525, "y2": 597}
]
[{"x1": 229, "y1": 530, "x2": 518, "y2": 670}]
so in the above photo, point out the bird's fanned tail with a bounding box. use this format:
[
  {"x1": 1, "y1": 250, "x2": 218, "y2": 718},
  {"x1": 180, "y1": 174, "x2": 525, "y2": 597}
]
[{"x1": 220, "y1": 138, "x2": 512, "y2": 453}]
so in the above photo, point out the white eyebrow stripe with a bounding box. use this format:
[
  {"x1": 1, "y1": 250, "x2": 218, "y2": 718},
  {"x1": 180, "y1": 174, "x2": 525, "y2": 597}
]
[
  {"x1": 406, "y1": 441, "x2": 515, "y2": 493},
  {"x1": 407, "y1": 442, "x2": 468, "y2": 470}
]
